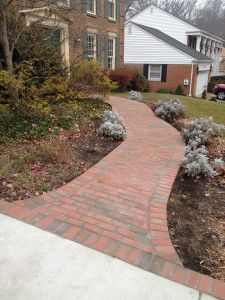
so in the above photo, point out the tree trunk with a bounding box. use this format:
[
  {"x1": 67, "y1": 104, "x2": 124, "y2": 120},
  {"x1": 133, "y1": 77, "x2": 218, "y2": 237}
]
[{"x1": 0, "y1": 3, "x2": 19, "y2": 110}]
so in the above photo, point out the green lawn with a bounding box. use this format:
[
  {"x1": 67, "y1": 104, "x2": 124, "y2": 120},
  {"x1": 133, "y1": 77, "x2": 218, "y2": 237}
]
[{"x1": 112, "y1": 92, "x2": 225, "y2": 125}]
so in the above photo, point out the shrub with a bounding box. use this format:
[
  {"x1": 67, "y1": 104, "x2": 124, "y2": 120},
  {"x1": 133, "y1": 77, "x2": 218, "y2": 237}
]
[
  {"x1": 69, "y1": 60, "x2": 116, "y2": 98},
  {"x1": 182, "y1": 117, "x2": 225, "y2": 148},
  {"x1": 182, "y1": 146, "x2": 215, "y2": 178},
  {"x1": 100, "y1": 110, "x2": 126, "y2": 140},
  {"x1": 129, "y1": 90, "x2": 143, "y2": 101},
  {"x1": 131, "y1": 72, "x2": 148, "y2": 92},
  {"x1": 155, "y1": 99, "x2": 186, "y2": 123},
  {"x1": 175, "y1": 84, "x2": 185, "y2": 96},
  {"x1": 157, "y1": 88, "x2": 173, "y2": 94},
  {"x1": 202, "y1": 89, "x2": 207, "y2": 99},
  {"x1": 100, "y1": 121, "x2": 126, "y2": 140},
  {"x1": 102, "y1": 110, "x2": 122, "y2": 124},
  {"x1": 109, "y1": 68, "x2": 134, "y2": 92}
]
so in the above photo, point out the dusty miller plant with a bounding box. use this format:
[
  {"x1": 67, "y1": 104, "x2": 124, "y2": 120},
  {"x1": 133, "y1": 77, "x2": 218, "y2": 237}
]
[
  {"x1": 100, "y1": 110, "x2": 126, "y2": 140},
  {"x1": 182, "y1": 117, "x2": 225, "y2": 148},
  {"x1": 155, "y1": 99, "x2": 186, "y2": 123},
  {"x1": 129, "y1": 90, "x2": 143, "y2": 101},
  {"x1": 102, "y1": 110, "x2": 122, "y2": 124},
  {"x1": 182, "y1": 146, "x2": 215, "y2": 178}
]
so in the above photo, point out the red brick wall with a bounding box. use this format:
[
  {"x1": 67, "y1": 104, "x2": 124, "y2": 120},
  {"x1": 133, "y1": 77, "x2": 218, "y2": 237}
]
[
  {"x1": 149, "y1": 64, "x2": 198, "y2": 96},
  {"x1": 12, "y1": 0, "x2": 124, "y2": 69},
  {"x1": 126, "y1": 64, "x2": 198, "y2": 96}
]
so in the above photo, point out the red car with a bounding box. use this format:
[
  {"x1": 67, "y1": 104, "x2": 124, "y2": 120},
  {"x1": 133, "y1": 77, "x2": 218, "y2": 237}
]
[{"x1": 213, "y1": 83, "x2": 225, "y2": 100}]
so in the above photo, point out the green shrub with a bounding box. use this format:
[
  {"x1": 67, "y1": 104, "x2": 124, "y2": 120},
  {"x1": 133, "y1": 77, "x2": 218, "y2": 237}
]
[
  {"x1": 131, "y1": 72, "x2": 149, "y2": 92},
  {"x1": 175, "y1": 84, "x2": 185, "y2": 96},
  {"x1": 157, "y1": 88, "x2": 173, "y2": 94},
  {"x1": 69, "y1": 60, "x2": 116, "y2": 98}
]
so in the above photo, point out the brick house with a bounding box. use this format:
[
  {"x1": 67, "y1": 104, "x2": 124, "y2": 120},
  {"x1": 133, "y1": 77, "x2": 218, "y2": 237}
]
[
  {"x1": 17, "y1": 0, "x2": 124, "y2": 70},
  {"x1": 124, "y1": 5, "x2": 224, "y2": 97}
]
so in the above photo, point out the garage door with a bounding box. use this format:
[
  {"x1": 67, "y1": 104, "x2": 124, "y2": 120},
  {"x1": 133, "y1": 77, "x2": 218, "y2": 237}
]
[{"x1": 195, "y1": 70, "x2": 209, "y2": 97}]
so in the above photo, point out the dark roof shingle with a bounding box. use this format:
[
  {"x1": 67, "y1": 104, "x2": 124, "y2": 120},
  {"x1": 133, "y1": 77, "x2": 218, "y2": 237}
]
[{"x1": 132, "y1": 22, "x2": 213, "y2": 62}]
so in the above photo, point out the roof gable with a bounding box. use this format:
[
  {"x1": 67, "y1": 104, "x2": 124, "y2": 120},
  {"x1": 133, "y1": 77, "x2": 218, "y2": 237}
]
[
  {"x1": 129, "y1": 5, "x2": 199, "y2": 31},
  {"x1": 130, "y1": 22, "x2": 212, "y2": 62}
]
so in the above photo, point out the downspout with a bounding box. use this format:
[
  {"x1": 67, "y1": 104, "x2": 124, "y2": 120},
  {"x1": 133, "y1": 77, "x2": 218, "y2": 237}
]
[{"x1": 189, "y1": 62, "x2": 194, "y2": 96}]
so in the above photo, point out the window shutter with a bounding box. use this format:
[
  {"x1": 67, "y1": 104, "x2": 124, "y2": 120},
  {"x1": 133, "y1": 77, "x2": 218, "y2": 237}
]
[
  {"x1": 116, "y1": 36, "x2": 120, "y2": 67},
  {"x1": 97, "y1": 34, "x2": 102, "y2": 63},
  {"x1": 143, "y1": 64, "x2": 149, "y2": 79},
  {"x1": 70, "y1": 0, "x2": 76, "y2": 9},
  {"x1": 97, "y1": 0, "x2": 101, "y2": 16},
  {"x1": 105, "y1": 34, "x2": 109, "y2": 68},
  {"x1": 116, "y1": 0, "x2": 120, "y2": 21},
  {"x1": 105, "y1": 0, "x2": 109, "y2": 18},
  {"x1": 82, "y1": 31, "x2": 88, "y2": 59},
  {"x1": 161, "y1": 64, "x2": 167, "y2": 82}
]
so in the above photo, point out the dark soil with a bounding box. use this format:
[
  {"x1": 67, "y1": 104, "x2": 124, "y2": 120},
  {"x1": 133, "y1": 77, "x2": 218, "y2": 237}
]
[
  {"x1": 168, "y1": 173, "x2": 225, "y2": 281},
  {"x1": 0, "y1": 119, "x2": 121, "y2": 202}
]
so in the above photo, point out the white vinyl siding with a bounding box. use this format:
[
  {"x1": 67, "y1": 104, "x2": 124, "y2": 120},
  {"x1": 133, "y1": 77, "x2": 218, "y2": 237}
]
[
  {"x1": 124, "y1": 24, "x2": 193, "y2": 65},
  {"x1": 130, "y1": 5, "x2": 198, "y2": 44}
]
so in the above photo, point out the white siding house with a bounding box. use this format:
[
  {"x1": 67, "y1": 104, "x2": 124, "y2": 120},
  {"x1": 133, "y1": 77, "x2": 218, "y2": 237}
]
[{"x1": 127, "y1": 5, "x2": 224, "y2": 76}]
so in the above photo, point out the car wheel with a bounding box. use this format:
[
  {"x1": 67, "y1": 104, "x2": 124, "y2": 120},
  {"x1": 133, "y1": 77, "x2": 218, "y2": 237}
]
[{"x1": 217, "y1": 91, "x2": 225, "y2": 100}]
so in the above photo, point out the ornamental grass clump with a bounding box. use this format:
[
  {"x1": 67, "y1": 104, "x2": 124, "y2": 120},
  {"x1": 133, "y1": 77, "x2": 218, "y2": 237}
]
[
  {"x1": 129, "y1": 90, "x2": 143, "y2": 102},
  {"x1": 100, "y1": 110, "x2": 126, "y2": 140},
  {"x1": 155, "y1": 99, "x2": 186, "y2": 123}
]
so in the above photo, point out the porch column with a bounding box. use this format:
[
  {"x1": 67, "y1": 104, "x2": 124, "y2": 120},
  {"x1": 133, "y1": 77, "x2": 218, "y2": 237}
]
[
  {"x1": 196, "y1": 36, "x2": 202, "y2": 52},
  {"x1": 206, "y1": 39, "x2": 211, "y2": 57}
]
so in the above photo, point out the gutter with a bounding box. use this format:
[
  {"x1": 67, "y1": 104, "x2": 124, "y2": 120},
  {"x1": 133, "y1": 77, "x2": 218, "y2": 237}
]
[{"x1": 189, "y1": 63, "x2": 194, "y2": 97}]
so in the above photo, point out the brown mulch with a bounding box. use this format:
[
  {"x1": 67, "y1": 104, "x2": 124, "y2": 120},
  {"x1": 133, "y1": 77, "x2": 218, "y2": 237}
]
[
  {"x1": 0, "y1": 119, "x2": 121, "y2": 202},
  {"x1": 168, "y1": 173, "x2": 225, "y2": 282}
]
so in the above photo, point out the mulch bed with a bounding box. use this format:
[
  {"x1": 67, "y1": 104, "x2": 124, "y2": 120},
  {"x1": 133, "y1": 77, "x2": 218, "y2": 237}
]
[
  {"x1": 0, "y1": 119, "x2": 121, "y2": 202},
  {"x1": 168, "y1": 173, "x2": 225, "y2": 282}
]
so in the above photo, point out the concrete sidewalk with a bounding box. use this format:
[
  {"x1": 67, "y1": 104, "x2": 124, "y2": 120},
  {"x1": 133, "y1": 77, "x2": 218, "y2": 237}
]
[{"x1": 0, "y1": 214, "x2": 217, "y2": 300}]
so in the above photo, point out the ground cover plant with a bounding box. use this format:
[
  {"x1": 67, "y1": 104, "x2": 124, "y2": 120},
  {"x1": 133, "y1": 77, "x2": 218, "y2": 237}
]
[{"x1": 0, "y1": 100, "x2": 122, "y2": 202}]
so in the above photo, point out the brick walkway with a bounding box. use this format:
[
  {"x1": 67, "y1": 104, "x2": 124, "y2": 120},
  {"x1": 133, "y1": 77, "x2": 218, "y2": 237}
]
[{"x1": 0, "y1": 96, "x2": 224, "y2": 299}]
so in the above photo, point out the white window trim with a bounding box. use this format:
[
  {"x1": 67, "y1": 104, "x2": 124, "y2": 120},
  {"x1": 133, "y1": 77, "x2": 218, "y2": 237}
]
[
  {"x1": 148, "y1": 64, "x2": 162, "y2": 81},
  {"x1": 108, "y1": 36, "x2": 116, "y2": 70},
  {"x1": 22, "y1": 9, "x2": 70, "y2": 66},
  {"x1": 87, "y1": 32, "x2": 97, "y2": 60},
  {"x1": 108, "y1": 0, "x2": 116, "y2": 21},
  {"x1": 87, "y1": 0, "x2": 97, "y2": 15},
  {"x1": 57, "y1": 0, "x2": 70, "y2": 8}
]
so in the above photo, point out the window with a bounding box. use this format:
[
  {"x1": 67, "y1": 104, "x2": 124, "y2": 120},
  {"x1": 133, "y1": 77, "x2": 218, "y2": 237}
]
[
  {"x1": 148, "y1": 65, "x2": 162, "y2": 81},
  {"x1": 108, "y1": 0, "x2": 116, "y2": 20},
  {"x1": 87, "y1": 0, "x2": 96, "y2": 14},
  {"x1": 187, "y1": 35, "x2": 197, "y2": 49},
  {"x1": 56, "y1": 0, "x2": 70, "y2": 7},
  {"x1": 42, "y1": 27, "x2": 61, "y2": 53},
  {"x1": 107, "y1": 37, "x2": 116, "y2": 69},
  {"x1": 87, "y1": 33, "x2": 97, "y2": 59}
]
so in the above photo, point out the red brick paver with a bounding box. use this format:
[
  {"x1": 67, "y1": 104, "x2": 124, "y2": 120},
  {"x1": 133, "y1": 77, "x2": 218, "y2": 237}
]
[{"x1": 0, "y1": 96, "x2": 224, "y2": 299}]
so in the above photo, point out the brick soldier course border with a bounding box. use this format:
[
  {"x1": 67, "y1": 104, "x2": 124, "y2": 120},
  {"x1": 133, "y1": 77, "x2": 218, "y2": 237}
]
[{"x1": 0, "y1": 96, "x2": 224, "y2": 299}]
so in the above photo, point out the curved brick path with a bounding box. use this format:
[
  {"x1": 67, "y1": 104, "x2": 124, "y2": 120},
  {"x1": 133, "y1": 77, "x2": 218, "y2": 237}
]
[{"x1": 0, "y1": 96, "x2": 224, "y2": 299}]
